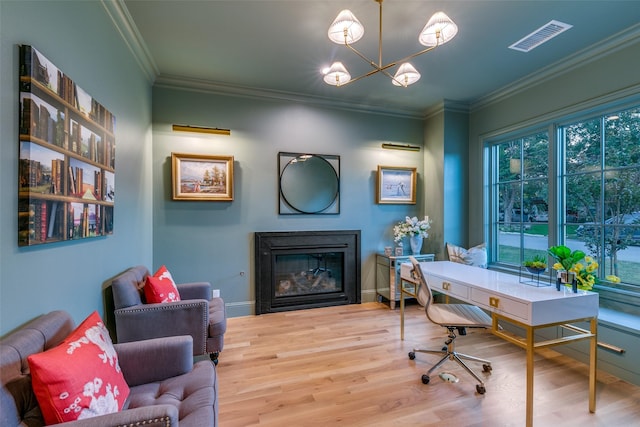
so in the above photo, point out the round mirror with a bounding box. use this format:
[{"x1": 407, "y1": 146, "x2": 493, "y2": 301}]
[{"x1": 280, "y1": 154, "x2": 339, "y2": 214}]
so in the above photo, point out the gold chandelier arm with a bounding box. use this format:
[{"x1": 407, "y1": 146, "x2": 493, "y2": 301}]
[
  {"x1": 391, "y1": 43, "x2": 439, "y2": 67},
  {"x1": 345, "y1": 43, "x2": 386, "y2": 72},
  {"x1": 340, "y1": 42, "x2": 440, "y2": 87}
]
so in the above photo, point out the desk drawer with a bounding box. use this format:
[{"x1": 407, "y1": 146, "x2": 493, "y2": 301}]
[
  {"x1": 471, "y1": 288, "x2": 529, "y2": 322},
  {"x1": 426, "y1": 275, "x2": 469, "y2": 300}
]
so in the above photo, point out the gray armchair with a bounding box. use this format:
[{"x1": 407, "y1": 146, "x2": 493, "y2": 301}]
[
  {"x1": 110, "y1": 265, "x2": 226, "y2": 364},
  {"x1": 0, "y1": 310, "x2": 218, "y2": 427}
]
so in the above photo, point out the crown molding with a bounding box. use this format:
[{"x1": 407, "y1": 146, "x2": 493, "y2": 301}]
[
  {"x1": 423, "y1": 100, "x2": 470, "y2": 120},
  {"x1": 154, "y1": 74, "x2": 425, "y2": 120},
  {"x1": 471, "y1": 22, "x2": 640, "y2": 112},
  {"x1": 101, "y1": 0, "x2": 159, "y2": 83}
]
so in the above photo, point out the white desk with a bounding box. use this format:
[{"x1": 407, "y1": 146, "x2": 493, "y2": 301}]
[{"x1": 400, "y1": 261, "x2": 598, "y2": 427}]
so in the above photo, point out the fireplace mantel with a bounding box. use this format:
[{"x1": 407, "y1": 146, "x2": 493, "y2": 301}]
[{"x1": 254, "y1": 230, "x2": 361, "y2": 314}]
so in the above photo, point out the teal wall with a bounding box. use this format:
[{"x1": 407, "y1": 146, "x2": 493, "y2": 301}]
[
  {"x1": 152, "y1": 86, "x2": 427, "y2": 316},
  {"x1": 422, "y1": 105, "x2": 471, "y2": 260},
  {"x1": 0, "y1": 1, "x2": 153, "y2": 334}
]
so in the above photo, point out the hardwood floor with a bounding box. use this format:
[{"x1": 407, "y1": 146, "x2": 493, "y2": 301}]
[{"x1": 216, "y1": 302, "x2": 640, "y2": 426}]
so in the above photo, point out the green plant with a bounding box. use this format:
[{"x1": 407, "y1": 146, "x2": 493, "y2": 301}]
[
  {"x1": 547, "y1": 245, "x2": 585, "y2": 271},
  {"x1": 547, "y1": 245, "x2": 614, "y2": 291},
  {"x1": 523, "y1": 254, "x2": 547, "y2": 270}
]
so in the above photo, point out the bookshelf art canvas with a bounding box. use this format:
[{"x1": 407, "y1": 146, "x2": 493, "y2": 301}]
[{"x1": 18, "y1": 45, "x2": 115, "y2": 246}]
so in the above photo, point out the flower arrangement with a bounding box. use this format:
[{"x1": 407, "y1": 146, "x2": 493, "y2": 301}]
[
  {"x1": 393, "y1": 216, "x2": 431, "y2": 243},
  {"x1": 547, "y1": 245, "x2": 619, "y2": 291},
  {"x1": 570, "y1": 256, "x2": 600, "y2": 290}
]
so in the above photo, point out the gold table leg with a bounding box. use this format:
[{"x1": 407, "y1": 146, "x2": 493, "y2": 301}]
[
  {"x1": 525, "y1": 325, "x2": 534, "y2": 427},
  {"x1": 589, "y1": 317, "x2": 597, "y2": 413},
  {"x1": 400, "y1": 282, "x2": 405, "y2": 340}
]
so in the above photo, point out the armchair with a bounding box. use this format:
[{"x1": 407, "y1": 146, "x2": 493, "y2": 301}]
[
  {"x1": 0, "y1": 310, "x2": 218, "y2": 427},
  {"x1": 110, "y1": 265, "x2": 226, "y2": 364}
]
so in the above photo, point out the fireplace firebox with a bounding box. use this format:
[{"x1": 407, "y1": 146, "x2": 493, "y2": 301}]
[{"x1": 254, "y1": 230, "x2": 361, "y2": 314}]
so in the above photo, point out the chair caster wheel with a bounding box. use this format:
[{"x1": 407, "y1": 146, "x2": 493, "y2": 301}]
[
  {"x1": 421, "y1": 375, "x2": 430, "y2": 384},
  {"x1": 408, "y1": 352, "x2": 415, "y2": 360},
  {"x1": 442, "y1": 346, "x2": 447, "y2": 351},
  {"x1": 476, "y1": 384, "x2": 486, "y2": 394},
  {"x1": 482, "y1": 364, "x2": 492, "y2": 372}
]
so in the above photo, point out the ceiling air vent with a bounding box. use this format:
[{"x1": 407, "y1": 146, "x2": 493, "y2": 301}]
[{"x1": 509, "y1": 20, "x2": 573, "y2": 52}]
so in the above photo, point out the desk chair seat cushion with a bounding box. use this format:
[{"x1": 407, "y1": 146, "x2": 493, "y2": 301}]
[
  {"x1": 446, "y1": 243, "x2": 487, "y2": 268},
  {"x1": 427, "y1": 303, "x2": 492, "y2": 328}
]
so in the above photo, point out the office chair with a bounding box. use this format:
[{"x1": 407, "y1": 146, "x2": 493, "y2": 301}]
[{"x1": 407, "y1": 256, "x2": 493, "y2": 394}]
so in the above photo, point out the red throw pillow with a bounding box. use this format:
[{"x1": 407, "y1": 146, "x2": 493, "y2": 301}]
[
  {"x1": 27, "y1": 311, "x2": 130, "y2": 425},
  {"x1": 144, "y1": 265, "x2": 181, "y2": 303}
]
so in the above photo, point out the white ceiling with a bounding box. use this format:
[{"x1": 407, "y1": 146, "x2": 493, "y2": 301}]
[{"x1": 121, "y1": 0, "x2": 640, "y2": 116}]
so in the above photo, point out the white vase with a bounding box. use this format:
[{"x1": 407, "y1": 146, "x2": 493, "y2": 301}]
[{"x1": 409, "y1": 235, "x2": 423, "y2": 255}]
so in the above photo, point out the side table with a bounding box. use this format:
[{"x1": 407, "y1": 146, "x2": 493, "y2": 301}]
[{"x1": 376, "y1": 253, "x2": 434, "y2": 309}]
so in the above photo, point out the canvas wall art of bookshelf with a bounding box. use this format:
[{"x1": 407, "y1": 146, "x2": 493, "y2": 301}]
[{"x1": 18, "y1": 45, "x2": 115, "y2": 246}]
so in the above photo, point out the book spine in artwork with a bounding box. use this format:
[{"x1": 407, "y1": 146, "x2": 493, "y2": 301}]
[{"x1": 19, "y1": 45, "x2": 33, "y2": 77}]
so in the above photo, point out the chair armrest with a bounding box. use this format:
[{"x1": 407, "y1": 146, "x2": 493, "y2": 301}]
[
  {"x1": 57, "y1": 405, "x2": 179, "y2": 426},
  {"x1": 115, "y1": 300, "x2": 209, "y2": 354},
  {"x1": 178, "y1": 281, "x2": 212, "y2": 300},
  {"x1": 115, "y1": 336, "x2": 194, "y2": 386}
]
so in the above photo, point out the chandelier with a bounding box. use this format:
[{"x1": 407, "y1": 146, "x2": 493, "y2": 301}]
[{"x1": 323, "y1": 0, "x2": 458, "y2": 87}]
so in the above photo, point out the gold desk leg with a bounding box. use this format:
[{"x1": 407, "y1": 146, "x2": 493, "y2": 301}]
[
  {"x1": 525, "y1": 324, "x2": 534, "y2": 427},
  {"x1": 589, "y1": 317, "x2": 597, "y2": 413},
  {"x1": 400, "y1": 283, "x2": 405, "y2": 340}
]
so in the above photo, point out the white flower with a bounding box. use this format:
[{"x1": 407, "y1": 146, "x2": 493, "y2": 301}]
[{"x1": 393, "y1": 216, "x2": 431, "y2": 243}]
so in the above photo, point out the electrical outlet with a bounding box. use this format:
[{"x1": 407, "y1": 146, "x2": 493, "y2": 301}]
[{"x1": 212, "y1": 289, "x2": 220, "y2": 298}]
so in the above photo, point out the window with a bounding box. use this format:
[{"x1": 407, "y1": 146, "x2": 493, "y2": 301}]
[
  {"x1": 491, "y1": 131, "x2": 549, "y2": 267},
  {"x1": 488, "y1": 105, "x2": 640, "y2": 291},
  {"x1": 560, "y1": 106, "x2": 640, "y2": 288}
]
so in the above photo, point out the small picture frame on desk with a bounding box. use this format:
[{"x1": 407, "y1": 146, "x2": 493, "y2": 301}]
[{"x1": 395, "y1": 247, "x2": 404, "y2": 256}]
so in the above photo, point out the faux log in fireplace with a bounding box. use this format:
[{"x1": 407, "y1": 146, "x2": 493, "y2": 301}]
[{"x1": 254, "y1": 230, "x2": 361, "y2": 314}]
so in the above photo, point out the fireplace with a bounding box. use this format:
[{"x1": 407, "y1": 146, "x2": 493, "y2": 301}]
[{"x1": 254, "y1": 230, "x2": 361, "y2": 314}]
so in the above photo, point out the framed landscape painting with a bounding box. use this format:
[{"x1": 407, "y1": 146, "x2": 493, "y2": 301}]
[
  {"x1": 376, "y1": 165, "x2": 416, "y2": 204},
  {"x1": 171, "y1": 153, "x2": 234, "y2": 201}
]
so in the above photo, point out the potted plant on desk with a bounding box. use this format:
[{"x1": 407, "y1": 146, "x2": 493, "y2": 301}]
[
  {"x1": 523, "y1": 255, "x2": 547, "y2": 275},
  {"x1": 548, "y1": 245, "x2": 584, "y2": 291}
]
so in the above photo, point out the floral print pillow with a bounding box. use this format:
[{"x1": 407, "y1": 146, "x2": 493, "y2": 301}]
[
  {"x1": 144, "y1": 265, "x2": 181, "y2": 303},
  {"x1": 27, "y1": 311, "x2": 129, "y2": 424}
]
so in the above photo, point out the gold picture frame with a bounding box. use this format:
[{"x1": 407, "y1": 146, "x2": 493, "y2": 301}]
[
  {"x1": 171, "y1": 153, "x2": 234, "y2": 201},
  {"x1": 376, "y1": 165, "x2": 417, "y2": 204}
]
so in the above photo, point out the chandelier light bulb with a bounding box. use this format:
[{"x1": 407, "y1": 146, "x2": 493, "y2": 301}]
[
  {"x1": 392, "y1": 63, "x2": 421, "y2": 87},
  {"x1": 419, "y1": 11, "x2": 458, "y2": 47},
  {"x1": 328, "y1": 9, "x2": 365, "y2": 45},
  {"x1": 323, "y1": 62, "x2": 351, "y2": 86}
]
